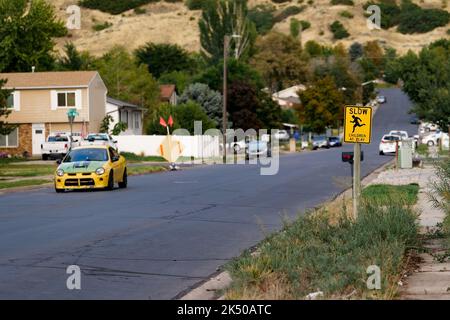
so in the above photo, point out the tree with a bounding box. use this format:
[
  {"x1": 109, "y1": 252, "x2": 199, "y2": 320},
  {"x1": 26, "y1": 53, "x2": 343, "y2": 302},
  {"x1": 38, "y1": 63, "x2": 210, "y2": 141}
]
[
  {"x1": 396, "y1": 40, "x2": 450, "y2": 132},
  {"x1": 146, "y1": 101, "x2": 216, "y2": 135},
  {"x1": 135, "y1": 42, "x2": 195, "y2": 78},
  {"x1": 199, "y1": 0, "x2": 256, "y2": 62},
  {"x1": 250, "y1": 32, "x2": 308, "y2": 92},
  {"x1": 227, "y1": 80, "x2": 281, "y2": 130},
  {"x1": 94, "y1": 47, "x2": 160, "y2": 128},
  {"x1": 99, "y1": 115, "x2": 128, "y2": 135},
  {"x1": 56, "y1": 43, "x2": 96, "y2": 71},
  {"x1": 158, "y1": 71, "x2": 193, "y2": 94},
  {"x1": 296, "y1": 76, "x2": 344, "y2": 133},
  {"x1": 0, "y1": 79, "x2": 15, "y2": 135},
  {"x1": 196, "y1": 58, "x2": 263, "y2": 91},
  {"x1": 349, "y1": 42, "x2": 363, "y2": 62},
  {"x1": 179, "y1": 83, "x2": 223, "y2": 127},
  {"x1": 0, "y1": 0, "x2": 66, "y2": 72}
]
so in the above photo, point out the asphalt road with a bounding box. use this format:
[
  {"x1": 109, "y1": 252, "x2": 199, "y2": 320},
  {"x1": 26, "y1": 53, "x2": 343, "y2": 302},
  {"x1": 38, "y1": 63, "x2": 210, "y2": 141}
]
[{"x1": 0, "y1": 88, "x2": 417, "y2": 299}]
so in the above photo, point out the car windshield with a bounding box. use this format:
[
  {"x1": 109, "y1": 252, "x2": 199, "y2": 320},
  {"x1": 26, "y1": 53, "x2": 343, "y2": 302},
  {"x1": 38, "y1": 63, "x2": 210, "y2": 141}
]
[
  {"x1": 329, "y1": 137, "x2": 339, "y2": 141},
  {"x1": 86, "y1": 134, "x2": 108, "y2": 141},
  {"x1": 63, "y1": 148, "x2": 108, "y2": 162},
  {"x1": 313, "y1": 136, "x2": 326, "y2": 141},
  {"x1": 383, "y1": 135, "x2": 400, "y2": 141},
  {"x1": 48, "y1": 136, "x2": 68, "y2": 142}
]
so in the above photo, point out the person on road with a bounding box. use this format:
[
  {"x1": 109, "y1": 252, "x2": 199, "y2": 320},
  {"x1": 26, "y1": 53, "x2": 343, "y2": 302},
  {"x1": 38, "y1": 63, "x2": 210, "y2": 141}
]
[{"x1": 350, "y1": 115, "x2": 365, "y2": 133}]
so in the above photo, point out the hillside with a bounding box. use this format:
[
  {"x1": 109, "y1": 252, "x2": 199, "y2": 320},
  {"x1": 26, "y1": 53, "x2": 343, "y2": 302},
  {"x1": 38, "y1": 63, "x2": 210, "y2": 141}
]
[{"x1": 52, "y1": 0, "x2": 450, "y2": 56}]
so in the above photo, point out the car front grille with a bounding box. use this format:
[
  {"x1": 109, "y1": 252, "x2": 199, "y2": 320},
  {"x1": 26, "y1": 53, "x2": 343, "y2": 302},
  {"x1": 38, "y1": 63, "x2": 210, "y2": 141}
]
[{"x1": 64, "y1": 178, "x2": 95, "y2": 187}]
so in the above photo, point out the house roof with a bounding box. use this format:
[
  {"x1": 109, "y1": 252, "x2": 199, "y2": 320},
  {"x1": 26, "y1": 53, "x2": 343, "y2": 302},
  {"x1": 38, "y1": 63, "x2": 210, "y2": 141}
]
[
  {"x1": 160, "y1": 84, "x2": 176, "y2": 100},
  {"x1": 272, "y1": 84, "x2": 306, "y2": 99},
  {"x1": 0, "y1": 71, "x2": 98, "y2": 89},
  {"x1": 106, "y1": 96, "x2": 142, "y2": 109}
]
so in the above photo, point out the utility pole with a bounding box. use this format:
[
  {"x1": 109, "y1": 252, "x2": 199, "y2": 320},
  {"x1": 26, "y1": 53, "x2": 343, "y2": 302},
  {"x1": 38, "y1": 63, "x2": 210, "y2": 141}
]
[{"x1": 223, "y1": 35, "x2": 230, "y2": 163}]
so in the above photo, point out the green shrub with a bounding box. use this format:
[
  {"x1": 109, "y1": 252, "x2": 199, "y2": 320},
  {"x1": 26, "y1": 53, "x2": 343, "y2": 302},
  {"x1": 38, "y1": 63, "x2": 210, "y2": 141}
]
[
  {"x1": 92, "y1": 21, "x2": 113, "y2": 31},
  {"x1": 362, "y1": 184, "x2": 420, "y2": 206},
  {"x1": 273, "y1": 5, "x2": 307, "y2": 23},
  {"x1": 397, "y1": 0, "x2": 450, "y2": 34},
  {"x1": 80, "y1": 0, "x2": 159, "y2": 14},
  {"x1": 447, "y1": 29, "x2": 450, "y2": 35},
  {"x1": 331, "y1": 0, "x2": 354, "y2": 5},
  {"x1": 307, "y1": 0, "x2": 314, "y2": 4},
  {"x1": 186, "y1": 0, "x2": 206, "y2": 10},
  {"x1": 339, "y1": 10, "x2": 354, "y2": 18},
  {"x1": 329, "y1": 20, "x2": 349, "y2": 39},
  {"x1": 429, "y1": 160, "x2": 450, "y2": 238},
  {"x1": 248, "y1": 5, "x2": 276, "y2": 35},
  {"x1": 134, "y1": 7, "x2": 147, "y2": 14}
]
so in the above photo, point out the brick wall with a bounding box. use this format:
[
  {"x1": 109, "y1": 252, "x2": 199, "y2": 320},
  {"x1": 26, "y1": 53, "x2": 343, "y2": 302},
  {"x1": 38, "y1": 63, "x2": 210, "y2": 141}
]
[{"x1": 0, "y1": 123, "x2": 32, "y2": 157}]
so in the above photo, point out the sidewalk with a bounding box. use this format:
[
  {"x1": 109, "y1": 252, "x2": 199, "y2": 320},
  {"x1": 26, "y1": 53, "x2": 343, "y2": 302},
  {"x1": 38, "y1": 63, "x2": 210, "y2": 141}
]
[{"x1": 370, "y1": 166, "x2": 450, "y2": 299}]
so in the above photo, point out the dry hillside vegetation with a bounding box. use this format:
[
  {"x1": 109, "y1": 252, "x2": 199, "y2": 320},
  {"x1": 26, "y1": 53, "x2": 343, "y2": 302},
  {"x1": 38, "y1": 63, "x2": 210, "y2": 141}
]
[{"x1": 52, "y1": 0, "x2": 450, "y2": 56}]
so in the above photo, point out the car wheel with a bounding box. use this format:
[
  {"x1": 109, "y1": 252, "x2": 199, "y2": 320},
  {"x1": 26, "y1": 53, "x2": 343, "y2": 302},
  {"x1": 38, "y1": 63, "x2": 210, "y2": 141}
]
[
  {"x1": 427, "y1": 141, "x2": 434, "y2": 146},
  {"x1": 106, "y1": 171, "x2": 114, "y2": 190},
  {"x1": 55, "y1": 187, "x2": 64, "y2": 193},
  {"x1": 42, "y1": 154, "x2": 48, "y2": 161},
  {"x1": 379, "y1": 150, "x2": 384, "y2": 155},
  {"x1": 118, "y1": 169, "x2": 127, "y2": 189}
]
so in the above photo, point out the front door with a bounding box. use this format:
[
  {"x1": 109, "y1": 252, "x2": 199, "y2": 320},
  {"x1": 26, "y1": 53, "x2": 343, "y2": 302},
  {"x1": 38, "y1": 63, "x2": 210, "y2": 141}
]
[{"x1": 32, "y1": 123, "x2": 45, "y2": 155}]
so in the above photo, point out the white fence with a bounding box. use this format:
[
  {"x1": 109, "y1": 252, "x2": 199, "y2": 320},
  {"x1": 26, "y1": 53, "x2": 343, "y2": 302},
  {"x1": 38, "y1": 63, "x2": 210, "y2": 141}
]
[{"x1": 113, "y1": 135, "x2": 221, "y2": 159}]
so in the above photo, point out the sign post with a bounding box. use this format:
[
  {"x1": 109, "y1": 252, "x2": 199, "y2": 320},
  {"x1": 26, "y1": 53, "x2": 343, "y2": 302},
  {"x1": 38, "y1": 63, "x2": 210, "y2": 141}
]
[
  {"x1": 344, "y1": 105, "x2": 372, "y2": 219},
  {"x1": 67, "y1": 108, "x2": 79, "y2": 138}
]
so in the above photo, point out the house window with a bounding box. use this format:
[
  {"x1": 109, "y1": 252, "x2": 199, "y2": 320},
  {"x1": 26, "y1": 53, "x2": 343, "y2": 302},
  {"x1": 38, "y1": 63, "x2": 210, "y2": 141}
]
[
  {"x1": 6, "y1": 94, "x2": 14, "y2": 108},
  {"x1": 0, "y1": 127, "x2": 19, "y2": 147},
  {"x1": 120, "y1": 110, "x2": 128, "y2": 125},
  {"x1": 134, "y1": 112, "x2": 140, "y2": 129},
  {"x1": 57, "y1": 92, "x2": 76, "y2": 107}
]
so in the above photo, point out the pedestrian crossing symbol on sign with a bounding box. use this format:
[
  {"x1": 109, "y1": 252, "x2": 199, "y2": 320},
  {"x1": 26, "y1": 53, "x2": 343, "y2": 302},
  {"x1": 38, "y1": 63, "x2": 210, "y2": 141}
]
[{"x1": 344, "y1": 106, "x2": 372, "y2": 144}]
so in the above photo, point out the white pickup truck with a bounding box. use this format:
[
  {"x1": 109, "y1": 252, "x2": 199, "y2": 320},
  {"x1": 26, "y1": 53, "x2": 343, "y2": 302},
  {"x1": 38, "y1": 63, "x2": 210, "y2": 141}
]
[
  {"x1": 80, "y1": 133, "x2": 118, "y2": 150},
  {"x1": 41, "y1": 134, "x2": 78, "y2": 160}
]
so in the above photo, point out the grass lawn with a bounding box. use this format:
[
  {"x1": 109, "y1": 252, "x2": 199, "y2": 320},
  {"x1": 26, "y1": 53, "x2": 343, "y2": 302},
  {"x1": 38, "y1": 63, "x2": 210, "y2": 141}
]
[
  {"x1": 0, "y1": 179, "x2": 51, "y2": 189},
  {"x1": 226, "y1": 186, "x2": 420, "y2": 299},
  {"x1": 128, "y1": 166, "x2": 166, "y2": 175},
  {"x1": 362, "y1": 184, "x2": 419, "y2": 205},
  {"x1": 0, "y1": 164, "x2": 56, "y2": 177},
  {"x1": 120, "y1": 152, "x2": 166, "y2": 163}
]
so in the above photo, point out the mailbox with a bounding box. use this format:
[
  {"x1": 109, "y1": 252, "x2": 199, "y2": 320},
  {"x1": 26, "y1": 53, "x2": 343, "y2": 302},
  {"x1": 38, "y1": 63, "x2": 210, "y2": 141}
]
[{"x1": 342, "y1": 151, "x2": 364, "y2": 163}]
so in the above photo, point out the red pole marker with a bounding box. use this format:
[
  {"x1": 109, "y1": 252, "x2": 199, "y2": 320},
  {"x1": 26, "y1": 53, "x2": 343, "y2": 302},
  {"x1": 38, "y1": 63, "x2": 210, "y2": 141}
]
[
  {"x1": 160, "y1": 117, "x2": 167, "y2": 127},
  {"x1": 168, "y1": 115, "x2": 174, "y2": 127}
]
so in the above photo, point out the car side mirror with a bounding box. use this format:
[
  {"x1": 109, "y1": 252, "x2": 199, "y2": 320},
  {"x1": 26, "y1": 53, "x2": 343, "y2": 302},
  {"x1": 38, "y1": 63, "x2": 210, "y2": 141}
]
[
  {"x1": 112, "y1": 156, "x2": 119, "y2": 162},
  {"x1": 56, "y1": 159, "x2": 62, "y2": 165}
]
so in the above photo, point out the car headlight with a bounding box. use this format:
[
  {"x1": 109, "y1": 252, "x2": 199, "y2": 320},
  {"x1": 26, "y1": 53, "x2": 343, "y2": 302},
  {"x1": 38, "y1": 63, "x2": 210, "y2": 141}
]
[
  {"x1": 95, "y1": 167, "x2": 105, "y2": 175},
  {"x1": 56, "y1": 169, "x2": 64, "y2": 177}
]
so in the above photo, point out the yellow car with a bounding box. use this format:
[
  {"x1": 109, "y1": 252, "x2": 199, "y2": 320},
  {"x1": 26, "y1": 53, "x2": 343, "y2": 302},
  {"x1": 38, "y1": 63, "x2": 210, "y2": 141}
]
[{"x1": 54, "y1": 145, "x2": 127, "y2": 193}]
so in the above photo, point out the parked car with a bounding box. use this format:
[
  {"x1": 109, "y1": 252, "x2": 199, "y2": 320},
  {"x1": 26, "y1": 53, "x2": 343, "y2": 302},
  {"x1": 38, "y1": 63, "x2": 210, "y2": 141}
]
[
  {"x1": 379, "y1": 134, "x2": 401, "y2": 155},
  {"x1": 81, "y1": 133, "x2": 118, "y2": 150},
  {"x1": 376, "y1": 95, "x2": 387, "y2": 104},
  {"x1": 54, "y1": 145, "x2": 127, "y2": 193},
  {"x1": 312, "y1": 136, "x2": 330, "y2": 150},
  {"x1": 410, "y1": 115, "x2": 420, "y2": 125},
  {"x1": 274, "y1": 129, "x2": 290, "y2": 141},
  {"x1": 421, "y1": 131, "x2": 449, "y2": 147},
  {"x1": 41, "y1": 133, "x2": 78, "y2": 160},
  {"x1": 245, "y1": 140, "x2": 271, "y2": 159},
  {"x1": 388, "y1": 130, "x2": 409, "y2": 140},
  {"x1": 328, "y1": 136, "x2": 342, "y2": 147}
]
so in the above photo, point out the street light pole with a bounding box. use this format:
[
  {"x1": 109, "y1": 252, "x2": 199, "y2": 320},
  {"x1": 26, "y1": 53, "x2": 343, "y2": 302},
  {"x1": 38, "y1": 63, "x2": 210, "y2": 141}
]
[{"x1": 223, "y1": 35, "x2": 230, "y2": 163}]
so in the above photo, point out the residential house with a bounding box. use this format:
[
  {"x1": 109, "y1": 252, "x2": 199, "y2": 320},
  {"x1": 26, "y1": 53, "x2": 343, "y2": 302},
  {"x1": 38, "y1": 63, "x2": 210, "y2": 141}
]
[
  {"x1": 0, "y1": 71, "x2": 107, "y2": 156},
  {"x1": 106, "y1": 97, "x2": 145, "y2": 135},
  {"x1": 159, "y1": 84, "x2": 177, "y2": 105},
  {"x1": 272, "y1": 84, "x2": 306, "y2": 109}
]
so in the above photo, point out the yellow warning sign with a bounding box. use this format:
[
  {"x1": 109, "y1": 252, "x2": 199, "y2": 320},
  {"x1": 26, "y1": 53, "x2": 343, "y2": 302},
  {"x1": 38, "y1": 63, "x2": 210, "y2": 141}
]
[{"x1": 344, "y1": 105, "x2": 372, "y2": 144}]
